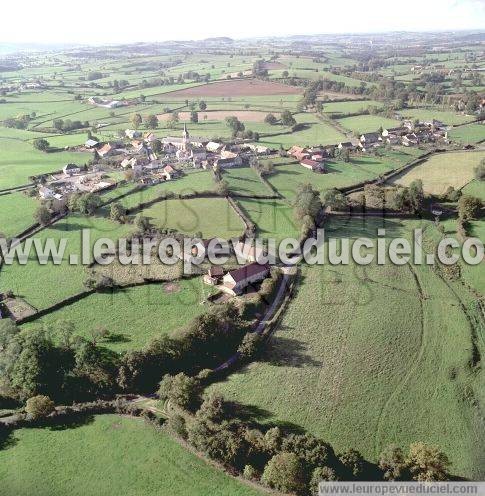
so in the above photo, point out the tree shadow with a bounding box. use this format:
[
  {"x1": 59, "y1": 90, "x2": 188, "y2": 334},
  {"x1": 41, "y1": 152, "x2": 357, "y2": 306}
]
[
  {"x1": 104, "y1": 332, "x2": 131, "y2": 344},
  {"x1": 260, "y1": 332, "x2": 322, "y2": 368},
  {"x1": 46, "y1": 413, "x2": 95, "y2": 431},
  {"x1": 0, "y1": 428, "x2": 17, "y2": 451}
]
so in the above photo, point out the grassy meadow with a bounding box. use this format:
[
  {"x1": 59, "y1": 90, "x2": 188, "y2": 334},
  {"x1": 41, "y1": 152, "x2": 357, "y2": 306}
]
[
  {"x1": 0, "y1": 415, "x2": 263, "y2": 496},
  {"x1": 393, "y1": 150, "x2": 485, "y2": 194},
  {"x1": 208, "y1": 217, "x2": 484, "y2": 479}
]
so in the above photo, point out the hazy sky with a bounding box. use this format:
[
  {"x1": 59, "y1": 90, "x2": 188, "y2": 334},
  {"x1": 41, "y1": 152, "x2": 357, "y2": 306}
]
[{"x1": 2, "y1": 0, "x2": 484, "y2": 44}]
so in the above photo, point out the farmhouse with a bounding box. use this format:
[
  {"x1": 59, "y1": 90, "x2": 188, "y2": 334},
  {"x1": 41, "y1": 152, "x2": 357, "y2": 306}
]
[
  {"x1": 125, "y1": 129, "x2": 141, "y2": 139},
  {"x1": 97, "y1": 143, "x2": 117, "y2": 158},
  {"x1": 206, "y1": 141, "x2": 224, "y2": 153},
  {"x1": 338, "y1": 141, "x2": 354, "y2": 150},
  {"x1": 222, "y1": 262, "x2": 270, "y2": 295},
  {"x1": 288, "y1": 145, "x2": 310, "y2": 161},
  {"x1": 203, "y1": 266, "x2": 225, "y2": 286},
  {"x1": 300, "y1": 158, "x2": 325, "y2": 172},
  {"x1": 63, "y1": 163, "x2": 81, "y2": 176},
  {"x1": 360, "y1": 132, "x2": 380, "y2": 145},
  {"x1": 85, "y1": 139, "x2": 99, "y2": 149}
]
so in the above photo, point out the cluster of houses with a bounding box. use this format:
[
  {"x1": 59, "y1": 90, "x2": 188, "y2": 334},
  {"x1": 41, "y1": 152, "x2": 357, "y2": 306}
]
[
  {"x1": 83, "y1": 125, "x2": 271, "y2": 186},
  {"x1": 287, "y1": 118, "x2": 450, "y2": 172},
  {"x1": 87, "y1": 97, "x2": 127, "y2": 109}
]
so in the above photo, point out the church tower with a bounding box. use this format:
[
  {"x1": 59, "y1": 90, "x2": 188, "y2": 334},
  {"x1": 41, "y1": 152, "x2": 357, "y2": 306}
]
[{"x1": 182, "y1": 123, "x2": 190, "y2": 151}]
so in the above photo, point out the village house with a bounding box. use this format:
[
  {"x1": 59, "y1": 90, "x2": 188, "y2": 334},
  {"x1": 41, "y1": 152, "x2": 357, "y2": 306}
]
[
  {"x1": 125, "y1": 129, "x2": 141, "y2": 139},
  {"x1": 63, "y1": 163, "x2": 81, "y2": 176},
  {"x1": 163, "y1": 165, "x2": 177, "y2": 180},
  {"x1": 300, "y1": 158, "x2": 326, "y2": 173},
  {"x1": 206, "y1": 141, "x2": 224, "y2": 153},
  {"x1": 203, "y1": 266, "x2": 225, "y2": 286},
  {"x1": 222, "y1": 262, "x2": 270, "y2": 296},
  {"x1": 360, "y1": 132, "x2": 380, "y2": 145},
  {"x1": 85, "y1": 139, "x2": 99, "y2": 149},
  {"x1": 97, "y1": 143, "x2": 117, "y2": 158},
  {"x1": 38, "y1": 186, "x2": 55, "y2": 199},
  {"x1": 338, "y1": 141, "x2": 354, "y2": 151},
  {"x1": 215, "y1": 155, "x2": 243, "y2": 169},
  {"x1": 144, "y1": 132, "x2": 156, "y2": 143},
  {"x1": 288, "y1": 145, "x2": 310, "y2": 161}
]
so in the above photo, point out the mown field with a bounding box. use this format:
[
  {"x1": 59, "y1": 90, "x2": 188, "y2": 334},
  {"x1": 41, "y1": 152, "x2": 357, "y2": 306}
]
[
  {"x1": 0, "y1": 415, "x2": 263, "y2": 496},
  {"x1": 208, "y1": 217, "x2": 484, "y2": 479},
  {"x1": 393, "y1": 150, "x2": 485, "y2": 194},
  {"x1": 141, "y1": 197, "x2": 244, "y2": 239},
  {"x1": 222, "y1": 167, "x2": 271, "y2": 196},
  {"x1": 398, "y1": 108, "x2": 476, "y2": 126},
  {"x1": 22, "y1": 278, "x2": 212, "y2": 352}
]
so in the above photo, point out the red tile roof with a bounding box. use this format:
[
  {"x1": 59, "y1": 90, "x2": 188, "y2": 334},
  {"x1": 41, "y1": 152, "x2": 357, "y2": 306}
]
[{"x1": 226, "y1": 262, "x2": 269, "y2": 284}]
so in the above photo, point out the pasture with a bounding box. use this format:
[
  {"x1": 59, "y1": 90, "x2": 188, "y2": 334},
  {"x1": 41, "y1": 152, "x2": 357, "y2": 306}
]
[
  {"x1": 141, "y1": 198, "x2": 244, "y2": 238},
  {"x1": 208, "y1": 217, "x2": 484, "y2": 479},
  {"x1": 23, "y1": 278, "x2": 212, "y2": 352},
  {"x1": 448, "y1": 123, "x2": 485, "y2": 145},
  {"x1": 399, "y1": 108, "x2": 476, "y2": 126},
  {"x1": 0, "y1": 415, "x2": 263, "y2": 496},
  {"x1": 0, "y1": 214, "x2": 133, "y2": 310},
  {"x1": 392, "y1": 150, "x2": 485, "y2": 194},
  {"x1": 222, "y1": 167, "x2": 271, "y2": 196},
  {"x1": 337, "y1": 115, "x2": 402, "y2": 134},
  {"x1": 0, "y1": 192, "x2": 39, "y2": 238}
]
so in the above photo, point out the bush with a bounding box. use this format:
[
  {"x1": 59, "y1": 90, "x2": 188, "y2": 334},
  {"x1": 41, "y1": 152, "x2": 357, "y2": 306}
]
[
  {"x1": 167, "y1": 414, "x2": 188, "y2": 439},
  {"x1": 262, "y1": 452, "x2": 306, "y2": 494},
  {"x1": 243, "y1": 464, "x2": 259, "y2": 481},
  {"x1": 458, "y1": 195, "x2": 482, "y2": 220},
  {"x1": 25, "y1": 395, "x2": 55, "y2": 419}
]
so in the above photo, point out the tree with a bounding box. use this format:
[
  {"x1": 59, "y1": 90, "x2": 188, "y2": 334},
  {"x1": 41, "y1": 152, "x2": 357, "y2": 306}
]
[
  {"x1": 338, "y1": 449, "x2": 365, "y2": 479},
  {"x1": 282, "y1": 433, "x2": 336, "y2": 470},
  {"x1": 281, "y1": 110, "x2": 296, "y2": 127},
  {"x1": 310, "y1": 467, "x2": 338, "y2": 495},
  {"x1": 190, "y1": 111, "x2": 199, "y2": 123},
  {"x1": 237, "y1": 332, "x2": 263, "y2": 359},
  {"x1": 110, "y1": 202, "x2": 125, "y2": 222},
  {"x1": 134, "y1": 214, "x2": 152, "y2": 232},
  {"x1": 408, "y1": 179, "x2": 424, "y2": 214},
  {"x1": 293, "y1": 183, "x2": 322, "y2": 223},
  {"x1": 379, "y1": 445, "x2": 408, "y2": 481},
  {"x1": 406, "y1": 442, "x2": 450, "y2": 481},
  {"x1": 33, "y1": 138, "x2": 50, "y2": 152},
  {"x1": 264, "y1": 113, "x2": 277, "y2": 125},
  {"x1": 458, "y1": 195, "x2": 482, "y2": 220},
  {"x1": 151, "y1": 139, "x2": 163, "y2": 154},
  {"x1": 131, "y1": 113, "x2": 142, "y2": 129},
  {"x1": 196, "y1": 392, "x2": 226, "y2": 423},
  {"x1": 34, "y1": 205, "x2": 52, "y2": 226},
  {"x1": 158, "y1": 373, "x2": 200, "y2": 410},
  {"x1": 215, "y1": 179, "x2": 229, "y2": 196},
  {"x1": 167, "y1": 111, "x2": 179, "y2": 129},
  {"x1": 322, "y1": 189, "x2": 347, "y2": 211},
  {"x1": 225, "y1": 116, "x2": 245, "y2": 137},
  {"x1": 76, "y1": 193, "x2": 101, "y2": 215},
  {"x1": 199, "y1": 100, "x2": 207, "y2": 111},
  {"x1": 262, "y1": 452, "x2": 306, "y2": 494},
  {"x1": 25, "y1": 395, "x2": 55, "y2": 419},
  {"x1": 146, "y1": 114, "x2": 158, "y2": 129}
]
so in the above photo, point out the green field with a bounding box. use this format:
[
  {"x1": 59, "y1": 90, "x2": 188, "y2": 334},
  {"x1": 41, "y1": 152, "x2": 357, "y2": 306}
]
[
  {"x1": 448, "y1": 124, "x2": 485, "y2": 145},
  {"x1": 393, "y1": 151, "x2": 485, "y2": 195},
  {"x1": 0, "y1": 214, "x2": 133, "y2": 310},
  {"x1": 267, "y1": 150, "x2": 421, "y2": 199},
  {"x1": 222, "y1": 167, "x2": 271, "y2": 196},
  {"x1": 208, "y1": 217, "x2": 484, "y2": 479},
  {"x1": 0, "y1": 136, "x2": 88, "y2": 190},
  {"x1": 337, "y1": 115, "x2": 401, "y2": 134},
  {"x1": 22, "y1": 278, "x2": 212, "y2": 352},
  {"x1": 237, "y1": 198, "x2": 299, "y2": 241},
  {"x1": 142, "y1": 197, "x2": 244, "y2": 238},
  {"x1": 0, "y1": 415, "x2": 263, "y2": 496},
  {"x1": 399, "y1": 109, "x2": 476, "y2": 126},
  {"x1": 0, "y1": 192, "x2": 39, "y2": 238}
]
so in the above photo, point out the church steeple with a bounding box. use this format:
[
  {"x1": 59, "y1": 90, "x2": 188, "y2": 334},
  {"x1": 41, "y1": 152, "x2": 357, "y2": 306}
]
[{"x1": 182, "y1": 123, "x2": 190, "y2": 151}]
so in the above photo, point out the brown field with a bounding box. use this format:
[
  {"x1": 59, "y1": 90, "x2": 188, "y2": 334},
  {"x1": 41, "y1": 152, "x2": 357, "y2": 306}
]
[
  {"x1": 318, "y1": 92, "x2": 366, "y2": 100},
  {"x1": 263, "y1": 61, "x2": 287, "y2": 69},
  {"x1": 162, "y1": 79, "x2": 302, "y2": 97},
  {"x1": 157, "y1": 110, "x2": 280, "y2": 122}
]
